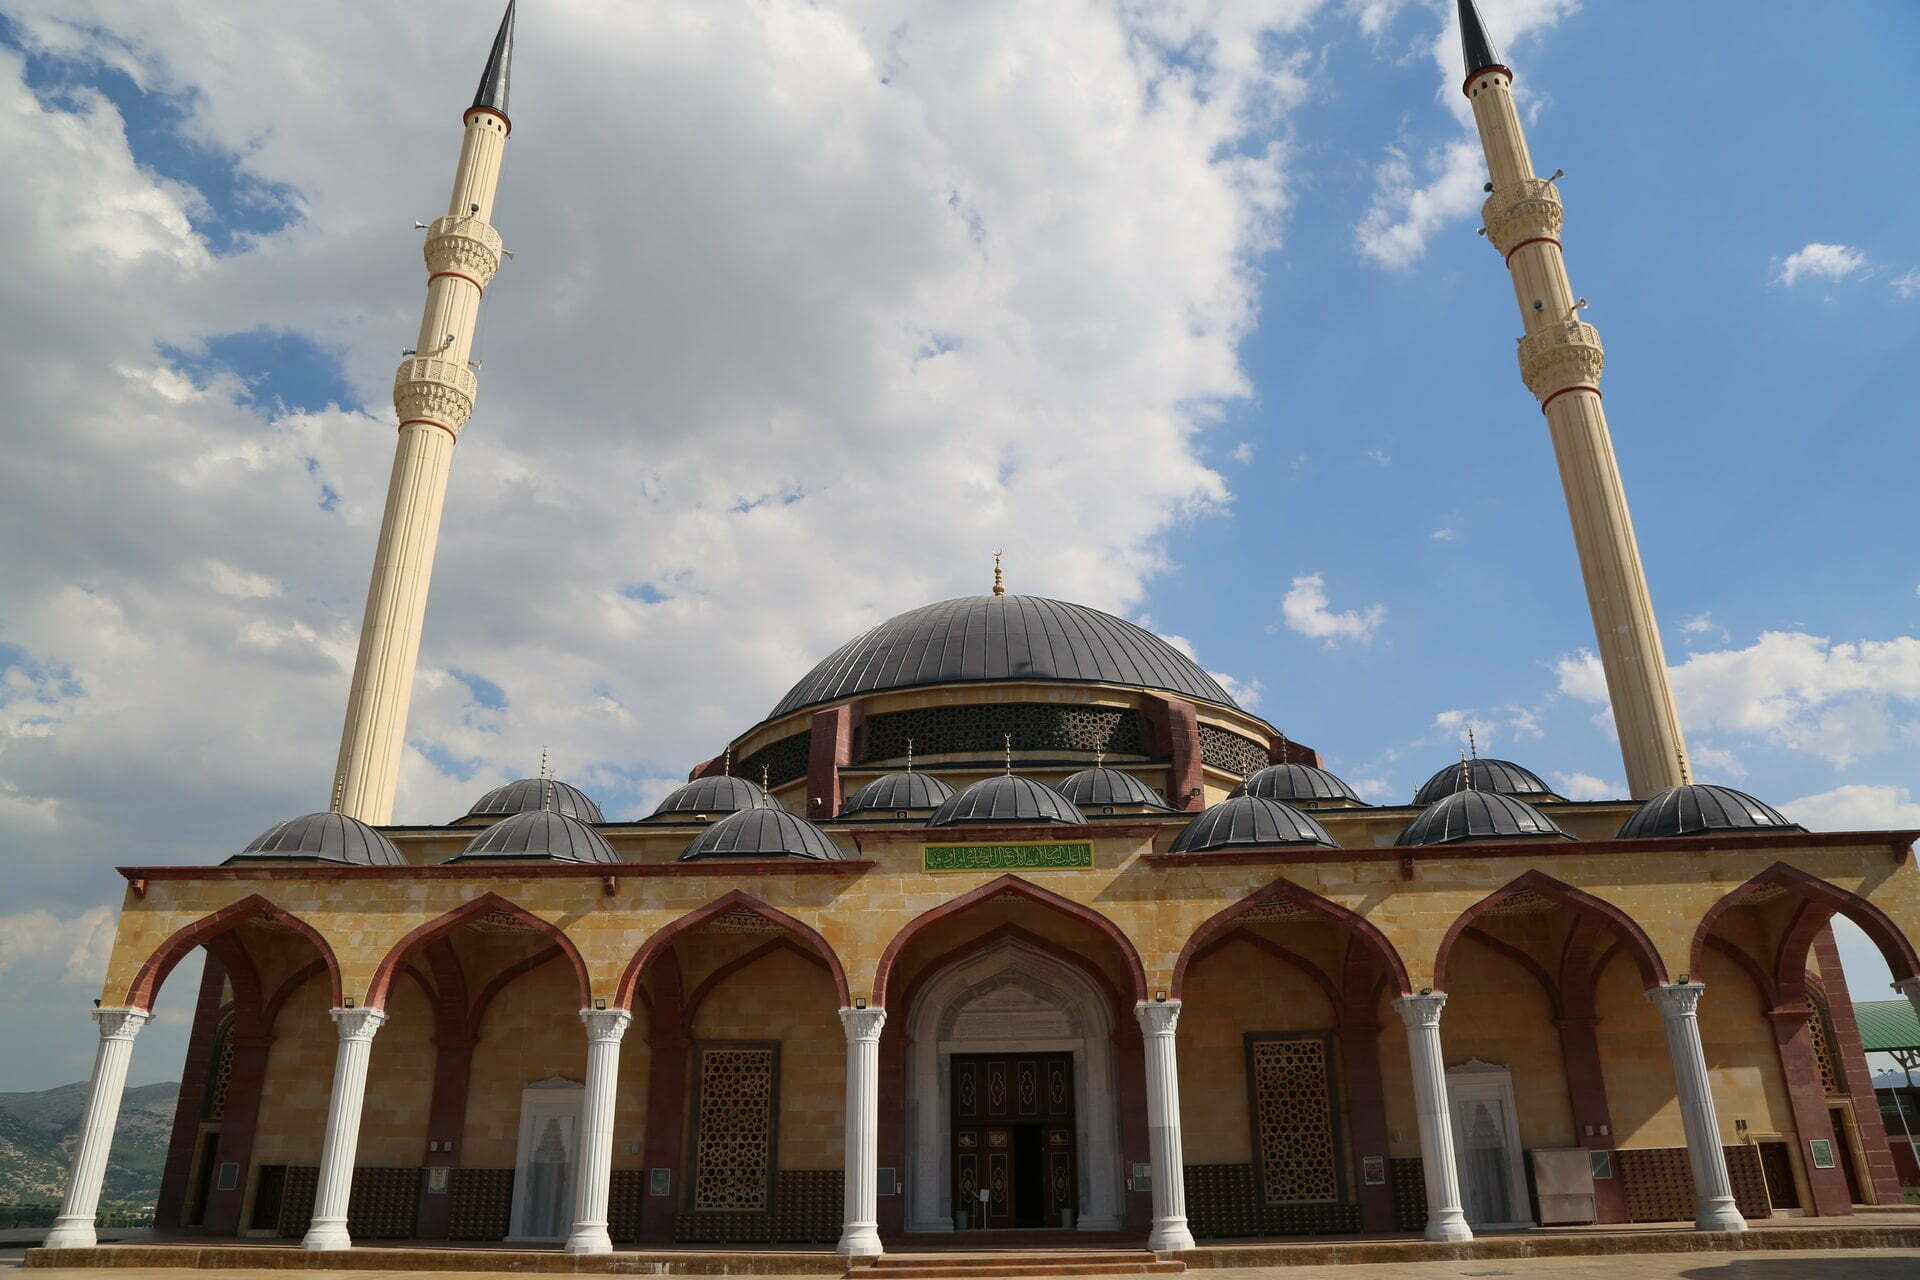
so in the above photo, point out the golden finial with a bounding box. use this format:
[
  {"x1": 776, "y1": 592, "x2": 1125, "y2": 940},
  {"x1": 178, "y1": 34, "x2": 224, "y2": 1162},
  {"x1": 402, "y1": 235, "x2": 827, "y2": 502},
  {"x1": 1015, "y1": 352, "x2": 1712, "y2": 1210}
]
[
  {"x1": 905, "y1": 737, "x2": 915, "y2": 775},
  {"x1": 1096, "y1": 749, "x2": 1105, "y2": 769},
  {"x1": 1275, "y1": 729, "x2": 1288, "y2": 763},
  {"x1": 330, "y1": 773, "x2": 345, "y2": 815},
  {"x1": 1459, "y1": 748, "x2": 1474, "y2": 792},
  {"x1": 1004, "y1": 733, "x2": 1013, "y2": 775},
  {"x1": 1466, "y1": 724, "x2": 1479, "y2": 760},
  {"x1": 540, "y1": 745, "x2": 553, "y2": 812},
  {"x1": 1677, "y1": 745, "x2": 1691, "y2": 786},
  {"x1": 761, "y1": 764, "x2": 771, "y2": 791},
  {"x1": 992, "y1": 551, "x2": 1005, "y2": 597},
  {"x1": 723, "y1": 745, "x2": 732, "y2": 777}
]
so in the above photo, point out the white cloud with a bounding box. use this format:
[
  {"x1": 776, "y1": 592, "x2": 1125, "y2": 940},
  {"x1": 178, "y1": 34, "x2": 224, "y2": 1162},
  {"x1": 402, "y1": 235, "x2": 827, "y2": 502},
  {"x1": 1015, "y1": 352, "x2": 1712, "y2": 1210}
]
[
  {"x1": 1280, "y1": 573, "x2": 1385, "y2": 646},
  {"x1": 1230, "y1": 441, "x2": 1255, "y2": 464},
  {"x1": 1553, "y1": 648, "x2": 1609, "y2": 703},
  {"x1": 1431, "y1": 527, "x2": 1457, "y2": 541},
  {"x1": 0, "y1": 905, "x2": 115, "y2": 986},
  {"x1": 1366, "y1": 448, "x2": 1392, "y2": 465},
  {"x1": 1145, "y1": 624, "x2": 1260, "y2": 711},
  {"x1": 1773, "y1": 242, "x2": 1866, "y2": 287},
  {"x1": 1431, "y1": 704, "x2": 1543, "y2": 750},
  {"x1": 1680, "y1": 612, "x2": 1730, "y2": 644},
  {"x1": 1782, "y1": 784, "x2": 1920, "y2": 832},
  {"x1": 1893, "y1": 269, "x2": 1920, "y2": 299},
  {"x1": 1552, "y1": 771, "x2": 1620, "y2": 801}
]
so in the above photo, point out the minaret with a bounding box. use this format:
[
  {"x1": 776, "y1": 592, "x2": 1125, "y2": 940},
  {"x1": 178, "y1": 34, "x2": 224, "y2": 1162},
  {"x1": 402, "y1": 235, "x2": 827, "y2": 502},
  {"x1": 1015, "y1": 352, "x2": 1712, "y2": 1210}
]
[
  {"x1": 1456, "y1": 1, "x2": 1690, "y2": 798},
  {"x1": 331, "y1": 2, "x2": 516, "y2": 824}
]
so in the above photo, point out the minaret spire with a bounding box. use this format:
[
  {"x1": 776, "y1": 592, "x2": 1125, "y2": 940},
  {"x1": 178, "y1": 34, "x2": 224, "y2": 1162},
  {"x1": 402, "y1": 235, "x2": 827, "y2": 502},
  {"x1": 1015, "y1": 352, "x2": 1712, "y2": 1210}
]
[
  {"x1": 330, "y1": 2, "x2": 519, "y2": 824},
  {"x1": 1459, "y1": 10, "x2": 1691, "y2": 798}
]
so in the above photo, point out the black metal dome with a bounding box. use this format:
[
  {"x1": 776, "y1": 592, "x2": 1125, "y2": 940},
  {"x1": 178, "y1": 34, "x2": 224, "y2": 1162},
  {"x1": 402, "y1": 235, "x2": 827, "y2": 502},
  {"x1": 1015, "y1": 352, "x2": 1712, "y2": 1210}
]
[
  {"x1": 1232, "y1": 762, "x2": 1365, "y2": 806},
  {"x1": 680, "y1": 808, "x2": 847, "y2": 861},
  {"x1": 767, "y1": 594, "x2": 1237, "y2": 720},
  {"x1": 229, "y1": 812, "x2": 404, "y2": 866},
  {"x1": 462, "y1": 777, "x2": 604, "y2": 824},
  {"x1": 1617, "y1": 784, "x2": 1802, "y2": 840},
  {"x1": 453, "y1": 810, "x2": 617, "y2": 864},
  {"x1": 1396, "y1": 790, "x2": 1572, "y2": 847},
  {"x1": 1059, "y1": 767, "x2": 1166, "y2": 810},
  {"x1": 842, "y1": 771, "x2": 958, "y2": 815},
  {"x1": 1413, "y1": 758, "x2": 1555, "y2": 806},
  {"x1": 929, "y1": 775, "x2": 1086, "y2": 827},
  {"x1": 1169, "y1": 795, "x2": 1336, "y2": 852},
  {"x1": 650, "y1": 775, "x2": 777, "y2": 820}
]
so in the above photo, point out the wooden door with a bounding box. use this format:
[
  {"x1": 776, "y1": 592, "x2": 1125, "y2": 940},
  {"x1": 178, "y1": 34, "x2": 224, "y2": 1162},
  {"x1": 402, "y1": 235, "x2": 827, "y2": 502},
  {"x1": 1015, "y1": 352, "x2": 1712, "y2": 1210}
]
[
  {"x1": 952, "y1": 1054, "x2": 1076, "y2": 1228},
  {"x1": 1756, "y1": 1141, "x2": 1799, "y2": 1209}
]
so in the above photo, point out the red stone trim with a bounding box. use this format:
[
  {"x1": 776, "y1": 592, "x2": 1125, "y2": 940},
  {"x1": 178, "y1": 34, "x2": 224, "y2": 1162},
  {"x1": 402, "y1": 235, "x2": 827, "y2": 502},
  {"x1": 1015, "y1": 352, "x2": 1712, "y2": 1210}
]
[
  {"x1": 1690, "y1": 861, "x2": 1920, "y2": 982},
  {"x1": 118, "y1": 859, "x2": 873, "y2": 882},
  {"x1": 1434, "y1": 870, "x2": 1668, "y2": 992},
  {"x1": 855, "y1": 823, "x2": 1158, "y2": 847},
  {"x1": 1539, "y1": 385, "x2": 1601, "y2": 414},
  {"x1": 1503, "y1": 236, "x2": 1562, "y2": 264},
  {"x1": 870, "y1": 873, "x2": 1148, "y2": 1006},
  {"x1": 366, "y1": 892, "x2": 591, "y2": 1011},
  {"x1": 807, "y1": 702, "x2": 862, "y2": 819},
  {"x1": 639, "y1": 952, "x2": 686, "y2": 1243},
  {"x1": 125, "y1": 893, "x2": 342, "y2": 1011},
  {"x1": 156, "y1": 956, "x2": 228, "y2": 1226},
  {"x1": 616, "y1": 889, "x2": 851, "y2": 1012},
  {"x1": 1813, "y1": 928, "x2": 1906, "y2": 1202},
  {"x1": 397, "y1": 417, "x2": 460, "y2": 442},
  {"x1": 681, "y1": 937, "x2": 831, "y2": 1038},
  {"x1": 427, "y1": 270, "x2": 483, "y2": 292},
  {"x1": 263, "y1": 958, "x2": 327, "y2": 1029},
  {"x1": 1143, "y1": 828, "x2": 1913, "y2": 869},
  {"x1": 1171, "y1": 874, "x2": 1411, "y2": 998},
  {"x1": 464, "y1": 106, "x2": 511, "y2": 135},
  {"x1": 1461, "y1": 65, "x2": 1513, "y2": 97}
]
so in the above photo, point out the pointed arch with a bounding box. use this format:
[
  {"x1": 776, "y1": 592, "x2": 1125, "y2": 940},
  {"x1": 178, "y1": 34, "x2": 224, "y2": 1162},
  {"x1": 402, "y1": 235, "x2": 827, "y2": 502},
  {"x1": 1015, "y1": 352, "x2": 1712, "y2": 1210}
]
[
  {"x1": 366, "y1": 893, "x2": 590, "y2": 1011},
  {"x1": 1459, "y1": 925, "x2": 1562, "y2": 1018},
  {"x1": 683, "y1": 937, "x2": 832, "y2": 1037},
  {"x1": 616, "y1": 890, "x2": 850, "y2": 1012},
  {"x1": 1690, "y1": 862, "x2": 1920, "y2": 985},
  {"x1": 1187, "y1": 928, "x2": 1343, "y2": 1019},
  {"x1": 1434, "y1": 871, "x2": 1668, "y2": 993},
  {"x1": 872, "y1": 874, "x2": 1147, "y2": 1007},
  {"x1": 124, "y1": 894, "x2": 341, "y2": 1012},
  {"x1": 1169, "y1": 876, "x2": 1409, "y2": 999}
]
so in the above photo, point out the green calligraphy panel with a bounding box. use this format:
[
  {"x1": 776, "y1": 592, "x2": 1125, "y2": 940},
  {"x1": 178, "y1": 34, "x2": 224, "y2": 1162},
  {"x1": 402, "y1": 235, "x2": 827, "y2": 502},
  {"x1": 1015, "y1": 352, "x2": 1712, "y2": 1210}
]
[{"x1": 922, "y1": 841, "x2": 1093, "y2": 873}]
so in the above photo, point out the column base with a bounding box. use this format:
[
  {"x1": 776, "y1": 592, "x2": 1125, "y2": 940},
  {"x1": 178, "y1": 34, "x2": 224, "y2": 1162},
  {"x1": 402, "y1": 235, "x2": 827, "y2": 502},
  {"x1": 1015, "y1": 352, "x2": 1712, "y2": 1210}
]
[
  {"x1": 1424, "y1": 1209, "x2": 1473, "y2": 1242},
  {"x1": 41, "y1": 1217, "x2": 97, "y2": 1250},
  {"x1": 1148, "y1": 1217, "x2": 1195, "y2": 1252},
  {"x1": 301, "y1": 1219, "x2": 353, "y2": 1251},
  {"x1": 1695, "y1": 1198, "x2": 1747, "y2": 1232},
  {"x1": 835, "y1": 1222, "x2": 884, "y2": 1257},
  {"x1": 563, "y1": 1223, "x2": 612, "y2": 1255}
]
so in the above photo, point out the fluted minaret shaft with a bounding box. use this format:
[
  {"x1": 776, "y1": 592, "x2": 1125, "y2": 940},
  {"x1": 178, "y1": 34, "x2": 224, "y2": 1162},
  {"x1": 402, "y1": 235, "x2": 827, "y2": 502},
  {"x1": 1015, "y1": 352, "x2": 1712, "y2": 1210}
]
[
  {"x1": 1462, "y1": 11, "x2": 1689, "y2": 799},
  {"x1": 332, "y1": 6, "x2": 514, "y2": 824}
]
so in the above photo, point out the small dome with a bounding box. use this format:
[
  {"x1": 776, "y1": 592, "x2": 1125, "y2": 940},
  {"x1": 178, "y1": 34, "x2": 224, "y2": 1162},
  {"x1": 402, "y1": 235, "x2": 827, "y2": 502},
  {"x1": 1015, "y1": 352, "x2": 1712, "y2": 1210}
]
[
  {"x1": 230, "y1": 812, "x2": 404, "y2": 866},
  {"x1": 1396, "y1": 790, "x2": 1572, "y2": 847},
  {"x1": 1169, "y1": 795, "x2": 1336, "y2": 852},
  {"x1": 462, "y1": 778, "x2": 604, "y2": 823},
  {"x1": 929, "y1": 776, "x2": 1086, "y2": 827},
  {"x1": 1618, "y1": 784, "x2": 1802, "y2": 840},
  {"x1": 680, "y1": 808, "x2": 847, "y2": 861},
  {"x1": 650, "y1": 775, "x2": 778, "y2": 820},
  {"x1": 1413, "y1": 758, "x2": 1554, "y2": 806},
  {"x1": 1058, "y1": 767, "x2": 1166, "y2": 810},
  {"x1": 1232, "y1": 763, "x2": 1364, "y2": 806},
  {"x1": 454, "y1": 810, "x2": 617, "y2": 864},
  {"x1": 842, "y1": 772, "x2": 958, "y2": 815}
]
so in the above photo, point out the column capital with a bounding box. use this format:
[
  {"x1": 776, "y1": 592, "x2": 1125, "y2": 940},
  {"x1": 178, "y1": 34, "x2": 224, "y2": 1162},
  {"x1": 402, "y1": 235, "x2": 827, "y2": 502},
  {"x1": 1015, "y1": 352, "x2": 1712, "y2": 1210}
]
[
  {"x1": 93, "y1": 1007, "x2": 151, "y2": 1041},
  {"x1": 329, "y1": 1007, "x2": 388, "y2": 1042},
  {"x1": 839, "y1": 1006, "x2": 887, "y2": 1042},
  {"x1": 1393, "y1": 991, "x2": 1447, "y2": 1029},
  {"x1": 1893, "y1": 976, "x2": 1920, "y2": 1000},
  {"x1": 1135, "y1": 999, "x2": 1182, "y2": 1037},
  {"x1": 1647, "y1": 982, "x2": 1705, "y2": 1019},
  {"x1": 579, "y1": 1008, "x2": 633, "y2": 1043}
]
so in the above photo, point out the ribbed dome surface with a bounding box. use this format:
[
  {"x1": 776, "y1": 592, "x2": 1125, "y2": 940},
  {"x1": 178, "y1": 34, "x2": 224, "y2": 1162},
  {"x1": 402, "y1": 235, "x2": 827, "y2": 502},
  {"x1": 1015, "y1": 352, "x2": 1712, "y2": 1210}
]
[
  {"x1": 231, "y1": 812, "x2": 404, "y2": 866},
  {"x1": 463, "y1": 777, "x2": 604, "y2": 823},
  {"x1": 1059, "y1": 767, "x2": 1166, "y2": 810},
  {"x1": 1233, "y1": 763, "x2": 1364, "y2": 806},
  {"x1": 1618, "y1": 785, "x2": 1802, "y2": 840},
  {"x1": 1169, "y1": 795, "x2": 1335, "y2": 852},
  {"x1": 1396, "y1": 790, "x2": 1572, "y2": 847},
  {"x1": 768, "y1": 595, "x2": 1237, "y2": 720},
  {"x1": 842, "y1": 771, "x2": 958, "y2": 815},
  {"x1": 455, "y1": 810, "x2": 617, "y2": 863},
  {"x1": 929, "y1": 775, "x2": 1087, "y2": 827},
  {"x1": 1413, "y1": 758, "x2": 1555, "y2": 805},
  {"x1": 680, "y1": 808, "x2": 847, "y2": 861},
  {"x1": 650, "y1": 775, "x2": 777, "y2": 820}
]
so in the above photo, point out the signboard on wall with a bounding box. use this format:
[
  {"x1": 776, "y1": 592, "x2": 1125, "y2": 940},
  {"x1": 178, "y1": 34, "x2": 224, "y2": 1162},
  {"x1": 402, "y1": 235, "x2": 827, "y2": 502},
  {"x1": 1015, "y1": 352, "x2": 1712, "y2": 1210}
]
[{"x1": 923, "y1": 841, "x2": 1093, "y2": 873}]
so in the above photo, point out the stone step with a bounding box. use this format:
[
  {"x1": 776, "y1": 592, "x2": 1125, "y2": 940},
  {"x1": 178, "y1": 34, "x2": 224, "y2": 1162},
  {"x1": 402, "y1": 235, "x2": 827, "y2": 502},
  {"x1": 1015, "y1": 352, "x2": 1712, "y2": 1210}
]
[{"x1": 853, "y1": 1265, "x2": 1183, "y2": 1280}]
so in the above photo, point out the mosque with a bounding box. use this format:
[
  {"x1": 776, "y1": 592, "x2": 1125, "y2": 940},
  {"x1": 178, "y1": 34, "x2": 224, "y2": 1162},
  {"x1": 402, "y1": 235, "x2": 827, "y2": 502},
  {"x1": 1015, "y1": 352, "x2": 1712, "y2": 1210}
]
[{"x1": 37, "y1": 0, "x2": 1920, "y2": 1262}]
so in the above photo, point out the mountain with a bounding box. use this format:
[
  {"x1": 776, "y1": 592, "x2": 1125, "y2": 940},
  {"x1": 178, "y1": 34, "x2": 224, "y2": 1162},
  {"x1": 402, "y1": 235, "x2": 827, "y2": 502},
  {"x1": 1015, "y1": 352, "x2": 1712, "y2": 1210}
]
[{"x1": 0, "y1": 1081, "x2": 178, "y2": 1206}]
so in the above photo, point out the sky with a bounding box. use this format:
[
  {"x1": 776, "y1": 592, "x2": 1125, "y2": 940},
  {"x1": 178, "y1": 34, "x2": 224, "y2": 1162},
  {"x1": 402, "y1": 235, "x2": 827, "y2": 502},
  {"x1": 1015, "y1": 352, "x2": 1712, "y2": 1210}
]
[{"x1": 0, "y1": 1, "x2": 1916, "y2": 1093}]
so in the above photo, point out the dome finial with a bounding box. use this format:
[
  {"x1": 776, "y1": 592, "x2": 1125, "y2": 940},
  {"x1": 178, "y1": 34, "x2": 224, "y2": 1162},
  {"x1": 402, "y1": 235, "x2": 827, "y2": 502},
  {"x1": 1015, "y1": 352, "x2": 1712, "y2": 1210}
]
[
  {"x1": 723, "y1": 744, "x2": 732, "y2": 777},
  {"x1": 761, "y1": 764, "x2": 771, "y2": 792},
  {"x1": 905, "y1": 737, "x2": 915, "y2": 775},
  {"x1": 330, "y1": 771, "x2": 346, "y2": 815},
  {"x1": 992, "y1": 551, "x2": 1005, "y2": 596},
  {"x1": 1677, "y1": 744, "x2": 1692, "y2": 786},
  {"x1": 539, "y1": 744, "x2": 553, "y2": 812},
  {"x1": 1004, "y1": 733, "x2": 1013, "y2": 775}
]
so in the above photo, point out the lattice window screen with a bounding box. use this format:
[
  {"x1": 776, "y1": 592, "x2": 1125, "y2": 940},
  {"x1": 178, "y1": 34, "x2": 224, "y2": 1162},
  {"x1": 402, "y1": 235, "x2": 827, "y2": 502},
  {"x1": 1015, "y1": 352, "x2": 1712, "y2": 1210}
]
[
  {"x1": 203, "y1": 1014, "x2": 237, "y2": 1121},
  {"x1": 1806, "y1": 995, "x2": 1845, "y2": 1097},
  {"x1": 1249, "y1": 1034, "x2": 1340, "y2": 1204},
  {"x1": 693, "y1": 1044, "x2": 778, "y2": 1212}
]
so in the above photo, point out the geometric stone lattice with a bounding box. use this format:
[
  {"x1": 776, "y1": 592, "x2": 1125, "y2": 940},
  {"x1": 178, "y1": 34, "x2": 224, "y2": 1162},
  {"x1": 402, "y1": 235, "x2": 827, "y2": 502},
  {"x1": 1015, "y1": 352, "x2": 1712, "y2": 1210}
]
[
  {"x1": 860, "y1": 704, "x2": 1143, "y2": 764},
  {"x1": 1806, "y1": 995, "x2": 1846, "y2": 1097},
  {"x1": 1198, "y1": 724, "x2": 1269, "y2": 778},
  {"x1": 203, "y1": 1016, "x2": 237, "y2": 1121},
  {"x1": 693, "y1": 1045, "x2": 777, "y2": 1212},
  {"x1": 737, "y1": 733, "x2": 811, "y2": 791},
  {"x1": 448, "y1": 1168, "x2": 515, "y2": 1241},
  {"x1": 1248, "y1": 1034, "x2": 1340, "y2": 1204}
]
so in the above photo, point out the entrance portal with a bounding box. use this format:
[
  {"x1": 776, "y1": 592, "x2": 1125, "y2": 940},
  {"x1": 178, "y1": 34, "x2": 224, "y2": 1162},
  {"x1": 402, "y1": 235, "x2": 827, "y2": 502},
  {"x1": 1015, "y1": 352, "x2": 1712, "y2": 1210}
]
[{"x1": 951, "y1": 1053, "x2": 1077, "y2": 1229}]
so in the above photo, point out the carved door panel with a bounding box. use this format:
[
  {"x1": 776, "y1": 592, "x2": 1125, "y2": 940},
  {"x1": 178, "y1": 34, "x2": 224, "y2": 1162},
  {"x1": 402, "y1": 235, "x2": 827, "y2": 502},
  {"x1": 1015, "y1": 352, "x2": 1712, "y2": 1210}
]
[
  {"x1": 953, "y1": 1127, "x2": 1014, "y2": 1228},
  {"x1": 952, "y1": 1053, "x2": 1077, "y2": 1228}
]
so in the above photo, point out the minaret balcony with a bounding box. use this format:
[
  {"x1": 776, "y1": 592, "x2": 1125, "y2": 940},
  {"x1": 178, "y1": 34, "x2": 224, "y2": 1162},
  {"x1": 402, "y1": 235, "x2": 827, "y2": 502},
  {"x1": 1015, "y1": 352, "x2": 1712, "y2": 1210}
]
[
  {"x1": 393, "y1": 357, "x2": 478, "y2": 434},
  {"x1": 423, "y1": 214, "x2": 503, "y2": 287},
  {"x1": 1518, "y1": 321, "x2": 1605, "y2": 400},
  {"x1": 1481, "y1": 178, "x2": 1563, "y2": 257}
]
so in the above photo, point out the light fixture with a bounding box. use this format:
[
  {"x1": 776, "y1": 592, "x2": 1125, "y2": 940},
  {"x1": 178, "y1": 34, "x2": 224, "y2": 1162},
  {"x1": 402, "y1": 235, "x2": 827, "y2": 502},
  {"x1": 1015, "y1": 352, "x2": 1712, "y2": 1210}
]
[
  {"x1": 1677, "y1": 973, "x2": 1690, "y2": 984},
  {"x1": 594, "y1": 997, "x2": 607, "y2": 1011},
  {"x1": 1154, "y1": 989, "x2": 1167, "y2": 1003},
  {"x1": 1419, "y1": 987, "x2": 1433, "y2": 997},
  {"x1": 855, "y1": 996, "x2": 869, "y2": 1010},
  {"x1": 343, "y1": 996, "x2": 356, "y2": 1009}
]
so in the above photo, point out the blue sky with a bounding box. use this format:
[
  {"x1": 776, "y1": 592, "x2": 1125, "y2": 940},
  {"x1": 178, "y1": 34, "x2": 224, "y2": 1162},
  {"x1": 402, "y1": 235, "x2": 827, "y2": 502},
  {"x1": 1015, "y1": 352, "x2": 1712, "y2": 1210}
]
[{"x1": 0, "y1": 1, "x2": 1915, "y2": 1091}]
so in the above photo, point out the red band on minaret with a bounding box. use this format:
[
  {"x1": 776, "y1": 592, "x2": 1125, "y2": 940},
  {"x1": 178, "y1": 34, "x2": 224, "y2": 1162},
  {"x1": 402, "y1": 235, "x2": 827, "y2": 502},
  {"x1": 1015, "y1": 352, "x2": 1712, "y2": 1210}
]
[
  {"x1": 464, "y1": 106, "x2": 511, "y2": 136},
  {"x1": 1462, "y1": 65, "x2": 1513, "y2": 98},
  {"x1": 1540, "y1": 385, "x2": 1601, "y2": 414},
  {"x1": 398, "y1": 418, "x2": 461, "y2": 441},
  {"x1": 428, "y1": 270, "x2": 484, "y2": 293},
  {"x1": 1504, "y1": 236, "x2": 1561, "y2": 264}
]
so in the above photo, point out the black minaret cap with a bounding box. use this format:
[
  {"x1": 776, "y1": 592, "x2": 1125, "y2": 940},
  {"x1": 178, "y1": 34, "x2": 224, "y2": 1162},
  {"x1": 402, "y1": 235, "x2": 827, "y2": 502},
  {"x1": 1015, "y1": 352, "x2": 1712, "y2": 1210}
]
[
  {"x1": 472, "y1": 0, "x2": 515, "y2": 121},
  {"x1": 1457, "y1": 0, "x2": 1506, "y2": 81}
]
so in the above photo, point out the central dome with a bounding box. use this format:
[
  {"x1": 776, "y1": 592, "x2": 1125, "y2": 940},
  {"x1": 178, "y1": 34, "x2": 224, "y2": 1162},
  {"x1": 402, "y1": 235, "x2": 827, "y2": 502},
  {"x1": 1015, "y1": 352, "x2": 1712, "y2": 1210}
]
[{"x1": 768, "y1": 594, "x2": 1236, "y2": 720}]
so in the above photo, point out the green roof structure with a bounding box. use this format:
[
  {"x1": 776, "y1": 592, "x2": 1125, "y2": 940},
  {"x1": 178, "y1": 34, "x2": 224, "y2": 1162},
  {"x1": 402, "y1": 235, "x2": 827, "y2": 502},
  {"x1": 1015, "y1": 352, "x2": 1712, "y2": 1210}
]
[{"x1": 1852, "y1": 999, "x2": 1920, "y2": 1053}]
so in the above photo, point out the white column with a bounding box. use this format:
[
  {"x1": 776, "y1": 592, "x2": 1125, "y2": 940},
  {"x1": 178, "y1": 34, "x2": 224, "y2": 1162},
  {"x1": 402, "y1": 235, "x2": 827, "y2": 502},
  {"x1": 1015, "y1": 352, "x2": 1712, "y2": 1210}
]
[
  {"x1": 302, "y1": 1007, "x2": 387, "y2": 1251},
  {"x1": 565, "y1": 1009, "x2": 631, "y2": 1255},
  {"x1": 836, "y1": 1007, "x2": 887, "y2": 1258},
  {"x1": 44, "y1": 1008, "x2": 150, "y2": 1250},
  {"x1": 1392, "y1": 993, "x2": 1471, "y2": 1242},
  {"x1": 1647, "y1": 983, "x2": 1745, "y2": 1232},
  {"x1": 1135, "y1": 1001, "x2": 1195, "y2": 1253}
]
